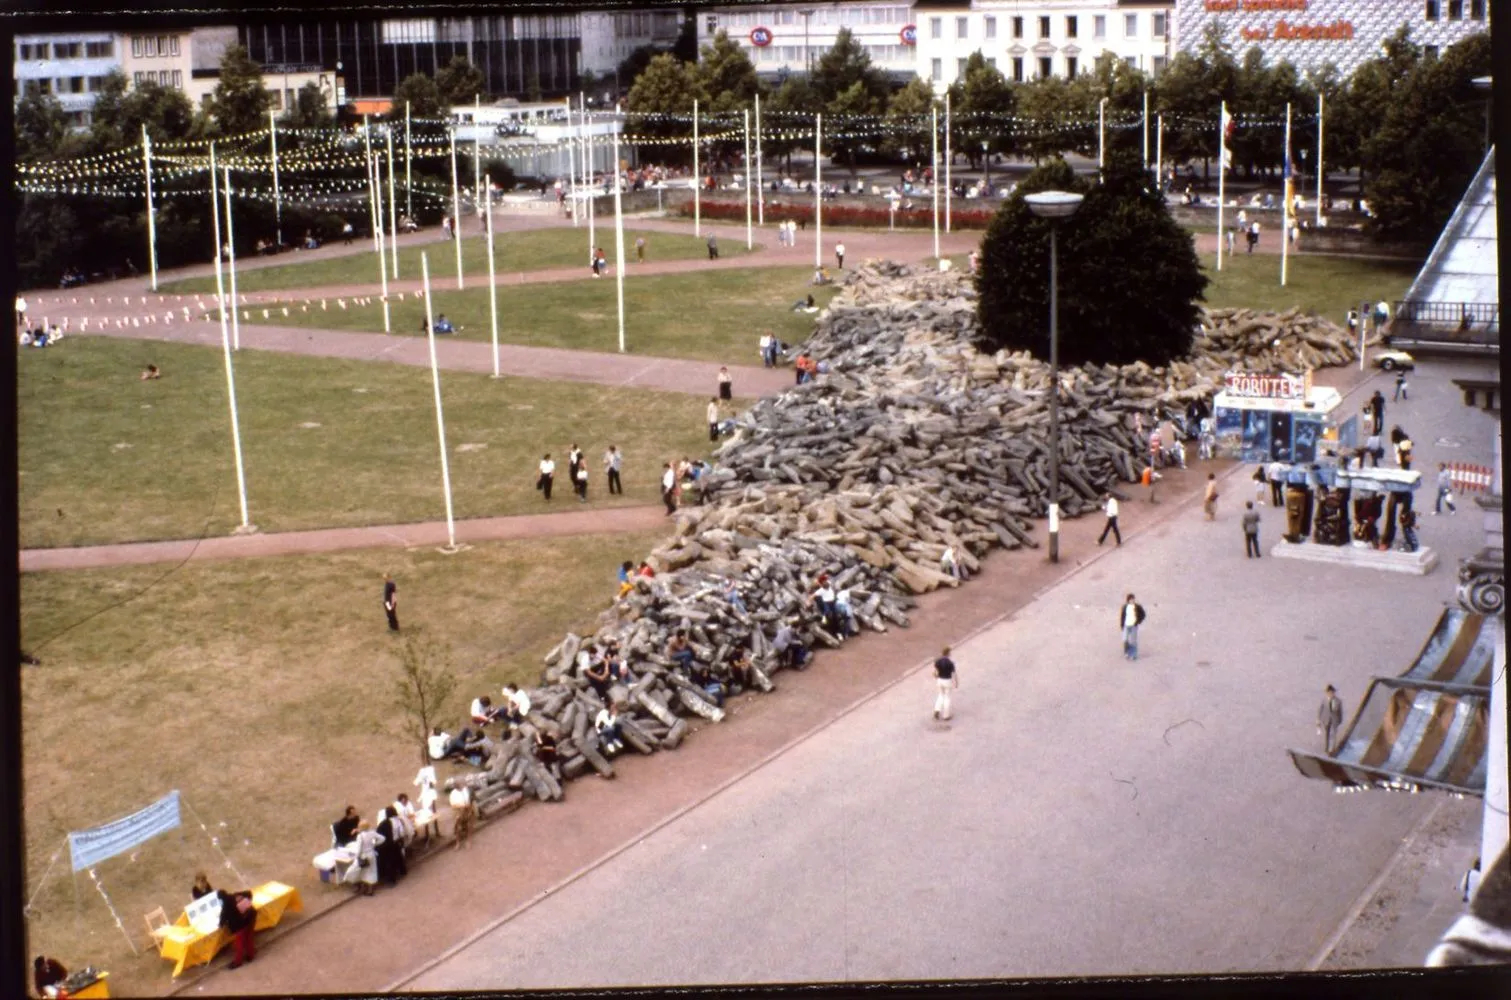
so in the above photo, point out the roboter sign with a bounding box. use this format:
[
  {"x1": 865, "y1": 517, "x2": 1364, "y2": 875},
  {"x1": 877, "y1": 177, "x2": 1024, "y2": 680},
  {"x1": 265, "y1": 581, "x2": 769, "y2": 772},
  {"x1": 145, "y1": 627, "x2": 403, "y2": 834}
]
[{"x1": 1222, "y1": 371, "x2": 1309, "y2": 401}]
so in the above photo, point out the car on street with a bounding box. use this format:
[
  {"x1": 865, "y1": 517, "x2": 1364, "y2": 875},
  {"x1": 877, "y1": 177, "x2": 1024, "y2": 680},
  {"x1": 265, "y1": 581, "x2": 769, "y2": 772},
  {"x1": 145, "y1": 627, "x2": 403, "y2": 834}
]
[{"x1": 1373, "y1": 349, "x2": 1416, "y2": 371}]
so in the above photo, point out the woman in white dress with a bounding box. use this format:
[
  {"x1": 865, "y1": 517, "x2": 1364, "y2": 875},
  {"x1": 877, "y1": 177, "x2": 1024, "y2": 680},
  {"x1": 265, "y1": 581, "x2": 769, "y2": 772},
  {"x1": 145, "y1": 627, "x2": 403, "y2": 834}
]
[{"x1": 344, "y1": 821, "x2": 384, "y2": 896}]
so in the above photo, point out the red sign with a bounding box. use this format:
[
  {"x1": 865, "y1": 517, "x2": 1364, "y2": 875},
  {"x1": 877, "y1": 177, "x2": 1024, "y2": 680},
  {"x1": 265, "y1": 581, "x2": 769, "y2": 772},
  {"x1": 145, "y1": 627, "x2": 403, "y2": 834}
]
[
  {"x1": 1223, "y1": 371, "x2": 1308, "y2": 400},
  {"x1": 749, "y1": 26, "x2": 773, "y2": 47},
  {"x1": 900, "y1": 24, "x2": 918, "y2": 45}
]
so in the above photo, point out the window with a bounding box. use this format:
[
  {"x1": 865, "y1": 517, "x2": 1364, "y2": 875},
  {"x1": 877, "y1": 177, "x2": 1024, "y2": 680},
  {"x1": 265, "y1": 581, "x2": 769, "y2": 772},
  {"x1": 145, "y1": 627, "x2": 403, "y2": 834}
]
[
  {"x1": 1066, "y1": 16, "x2": 1078, "y2": 39},
  {"x1": 930, "y1": 17, "x2": 942, "y2": 39},
  {"x1": 87, "y1": 75, "x2": 105, "y2": 91},
  {"x1": 1038, "y1": 56, "x2": 1052, "y2": 79},
  {"x1": 269, "y1": 89, "x2": 282, "y2": 110},
  {"x1": 1471, "y1": 0, "x2": 1486, "y2": 18},
  {"x1": 1012, "y1": 16, "x2": 1024, "y2": 39},
  {"x1": 172, "y1": 69, "x2": 182, "y2": 89},
  {"x1": 131, "y1": 36, "x2": 142, "y2": 57},
  {"x1": 1094, "y1": 15, "x2": 1106, "y2": 39},
  {"x1": 146, "y1": 36, "x2": 158, "y2": 57},
  {"x1": 985, "y1": 17, "x2": 996, "y2": 39},
  {"x1": 1152, "y1": 55, "x2": 1167, "y2": 75},
  {"x1": 1447, "y1": 0, "x2": 1462, "y2": 18},
  {"x1": 159, "y1": 35, "x2": 172, "y2": 55},
  {"x1": 1125, "y1": 55, "x2": 1138, "y2": 69},
  {"x1": 1153, "y1": 13, "x2": 1167, "y2": 37},
  {"x1": 17, "y1": 42, "x2": 40, "y2": 60},
  {"x1": 159, "y1": 70, "x2": 170, "y2": 86},
  {"x1": 987, "y1": 57, "x2": 996, "y2": 69},
  {"x1": 86, "y1": 40, "x2": 113, "y2": 58},
  {"x1": 55, "y1": 42, "x2": 82, "y2": 59},
  {"x1": 1012, "y1": 57, "x2": 1024, "y2": 82},
  {"x1": 957, "y1": 16, "x2": 968, "y2": 39},
  {"x1": 170, "y1": 36, "x2": 180, "y2": 56},
  {"x1": 1066, "y1": 57, "x2": 1077, "y2": 78},
  {"x1": 201, "y1": 94, "x2": 212, "y2": 109},
  {"x1": 1425, "y1": 0, "x2": 1439, "y2": 19},
  {"x1": 133, "y1": 71, "x2": 145, "y2": 86},
  {"x1": 958, "y1": 57, "x2": 968, "y2": 79},
  {"x1": 1039, "y1": 16, "x2": 1051, "y2": 39},
  {"x1": 931, "y1": 58, "x2": 942, "y2": 82},
  {"x1": 1125, "y1": 13, "x2": 1138, "y2": 37}
]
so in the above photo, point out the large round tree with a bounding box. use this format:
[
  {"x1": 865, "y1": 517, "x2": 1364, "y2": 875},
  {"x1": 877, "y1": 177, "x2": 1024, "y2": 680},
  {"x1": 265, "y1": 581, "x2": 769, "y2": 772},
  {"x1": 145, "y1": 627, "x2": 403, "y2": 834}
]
[{"x1": 975, "y1": 151, "x2": 1208, "y2": 367}]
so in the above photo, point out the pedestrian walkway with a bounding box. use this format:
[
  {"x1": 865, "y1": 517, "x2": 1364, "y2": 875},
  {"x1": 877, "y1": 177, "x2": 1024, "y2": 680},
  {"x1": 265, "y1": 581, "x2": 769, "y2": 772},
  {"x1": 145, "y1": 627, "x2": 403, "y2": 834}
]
[{"x1": 20, "y1": 504, "x2": 667, "y2": 572}]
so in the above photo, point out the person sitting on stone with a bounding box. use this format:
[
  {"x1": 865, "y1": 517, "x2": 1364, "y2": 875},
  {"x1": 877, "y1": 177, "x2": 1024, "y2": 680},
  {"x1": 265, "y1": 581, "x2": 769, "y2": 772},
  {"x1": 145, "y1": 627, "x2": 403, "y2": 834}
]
[
  {"x1": 534, "y1": 727, "x2": 562, "y2": 779},
  {"x1": 833, "y1": 589, "x2": 859, "y2": 638},
  {"x1": 726, "y1": 647, "x2": 754, "y2": 693},
  {"x1": 666, "y1": 629, "x2": 695, "y2": 671},
  {"x1": 427, "y1": 726, "x2": 469, "y2": 761},
  {"x1": 606, "y1": 649, "x2": 631, "y2": 687},
  {"x1": 501, "y1": 683, "x2": 531, "y2": 727},
  {"x1": 809, "y1": 575, "x2": 839, "y2": 633},
  {"x1": 459, "y1": 728, "x2": 495, "y2": 767},
  {"x1": 594, "y1": 701, "x2": 625, "y2": 754},
  {"x1": 584, "y1": 652, "x2": 613, "y2": 700},
  {"x1": 617, "y1": 561, "x2": 637, "y2": 599},
  {"x1": 637, "y1": 561, "x2": 656, "y2": 578},
  {"x1": 688, "y1": 661, "x2": 726, "y2": 707},
  {"x1": 470, "y1": 694, "x2": 501, "y2": 727},
  {"x1": 771, "y1": 621, "x2": 809, "y2": 671}
]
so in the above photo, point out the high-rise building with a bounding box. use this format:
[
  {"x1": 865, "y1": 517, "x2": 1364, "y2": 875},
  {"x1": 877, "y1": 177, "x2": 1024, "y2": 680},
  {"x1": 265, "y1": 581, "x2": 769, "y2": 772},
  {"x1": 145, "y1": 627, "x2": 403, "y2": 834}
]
[
  {"x1": 13, "y1": 32, "x2": 122, "y2": 127},
  {"x1": 578, "y1": 9, "x2": 685, "y2": 78},
  {"x1": 697, "y1": 4, "x2": 919, "y2": 85}
]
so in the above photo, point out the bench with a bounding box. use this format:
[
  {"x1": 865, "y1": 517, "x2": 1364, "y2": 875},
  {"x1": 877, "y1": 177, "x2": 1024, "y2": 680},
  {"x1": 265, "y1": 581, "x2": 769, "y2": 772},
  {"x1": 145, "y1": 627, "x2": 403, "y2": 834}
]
[{"x1": 1452, "y1": 378, "x2": 1499, "y2": 411}]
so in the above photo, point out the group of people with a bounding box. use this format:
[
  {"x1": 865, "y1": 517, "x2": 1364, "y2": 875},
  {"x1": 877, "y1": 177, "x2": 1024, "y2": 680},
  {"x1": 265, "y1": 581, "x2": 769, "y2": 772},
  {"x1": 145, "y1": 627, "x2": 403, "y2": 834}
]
[
  {"x1": 537, "y1": 443, "x2": 626, "y2": 503},
  {"x1": 328, "y1": 785, "x2": 434, "y2": 895}
]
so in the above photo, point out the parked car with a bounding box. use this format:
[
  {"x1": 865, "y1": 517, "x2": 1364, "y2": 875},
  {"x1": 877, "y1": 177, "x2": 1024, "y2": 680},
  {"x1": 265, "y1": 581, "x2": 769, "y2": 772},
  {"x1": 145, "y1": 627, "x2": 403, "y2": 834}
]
[{"x1": 1373, "y1": 349, "x2": 1416, "y2": 371}]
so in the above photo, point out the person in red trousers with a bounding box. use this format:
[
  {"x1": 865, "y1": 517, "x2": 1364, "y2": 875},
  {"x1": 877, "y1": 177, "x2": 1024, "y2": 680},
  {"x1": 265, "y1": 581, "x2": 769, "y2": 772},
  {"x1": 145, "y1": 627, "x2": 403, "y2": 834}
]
[{"x1": 217, "y1": 888, "x2": 258, "y2": 968}]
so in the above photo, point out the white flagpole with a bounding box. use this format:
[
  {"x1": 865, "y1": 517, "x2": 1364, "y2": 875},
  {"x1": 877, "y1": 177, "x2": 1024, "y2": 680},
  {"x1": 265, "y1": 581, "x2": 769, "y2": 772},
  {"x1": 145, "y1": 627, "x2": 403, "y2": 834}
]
[
  {"x1": 586, "y1": 104, "x2": 596, "y2": 260},
  {"x1": 374, "y1": 153, "x2": 391, "y2": 333},
  {"x1": 449, "y1": 118, "x2": 464, "y2": 289},
  {"x1": 613, "y1": 103, "x2": 628, "y2": 354},
  {"x1": 1281, "y1": 101, "x2": 1291, "y2": 288},
  {"x1": 567, "y1": 97, "x2": 578, "y2": 226},
  {"x1": 142, "y1": 126, "x2": 158, "y2": 291},
  {"x1": 693, "y1": 98, "x2": 701, "y2": 238},
  {"x1": 931, "y1": 103, "x2": 940, "y2": 262},
  {"x1": 1315, "y1": 91, "x2": 1325, "y2": 227},
  {"x1": 1098, "y1": 97, "x2": 1107, "y2": 175},
  {"x1": 363, "y1": 115, "x2": 379, "y2": 255},
  {"x1": 1156, "y1": 113, "x2": 1164, "y2": 191},
  {"x1": 486, "y1": 184, "x2": 499, "y2": 377},
  {"x1": 421, "y1": 254, "x2": 458, "y2": 551},
  {"x1": 1141, "y1": 91, "x2": 1149, "y2": 170},
  {"x1": 386, "y1": 128, "x2": 399, "y2": 280},
  {"x1": 222, "y1": 166, "x2": 242, "y2": 351},
  {"x1": 473, "y1": 94, "x2": 482, "y2": 210},
  {"x1": 755, "y1": 92, "x2": 764, "y2": 225},
  {"x1": 944, "y1": 91, "x2": 952, "y2": 234},
  {"x1": 814, "y1": 111, "x2": 822, "y2": 270},
  {"x1": 1217, "y1": 101, "x2": 1227, "y2": 272},
  {"x1": 268, "y1": 108, "x2": 282, "y2": 248},
  {"x1": 744, "y1": 108, "x2": 753, "y2": 250},
  {"x1": 209, "y1": 145, "x2": 252, "y2": 532},
  {"x1": 404, "y1": 101, "x2": 413, "y2": 219}
]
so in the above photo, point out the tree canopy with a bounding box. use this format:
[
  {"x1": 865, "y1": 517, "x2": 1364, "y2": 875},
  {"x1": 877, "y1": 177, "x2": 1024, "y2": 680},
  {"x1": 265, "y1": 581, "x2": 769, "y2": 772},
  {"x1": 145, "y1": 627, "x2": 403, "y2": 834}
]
[
  {"x1": 948, "y1": 52, "x2": 1015, "y2": 162},
  {"x1": 207, "y1": 44, "x2": 272, "y2": 137},
  {"x1": 391, "y1": 73, "x2": 445, "y2": 122},
  {"x1": 696, "y1": 30, "x2": 759, "y2": 113},
  {"x1": 435, "y1": 56, "x2": 485, "y2": 106},
  {"x1": 811, "y1": 28, "x2": 888, "y2": 108},
  {"x1": 976, "y1": 152, "x2": 1208, "y2": 367}
]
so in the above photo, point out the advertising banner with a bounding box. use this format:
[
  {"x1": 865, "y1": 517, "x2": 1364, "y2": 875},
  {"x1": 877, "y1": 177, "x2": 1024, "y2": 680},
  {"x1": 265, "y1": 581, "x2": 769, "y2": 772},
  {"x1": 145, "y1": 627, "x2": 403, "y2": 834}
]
[{"x1": 68, "y1": 790, "x2": 181, "y2": 872}]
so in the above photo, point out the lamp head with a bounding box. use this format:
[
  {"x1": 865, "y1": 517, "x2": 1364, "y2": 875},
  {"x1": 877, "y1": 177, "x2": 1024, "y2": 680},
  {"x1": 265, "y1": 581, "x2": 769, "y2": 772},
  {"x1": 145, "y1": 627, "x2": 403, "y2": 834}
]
[{"x1": 1024, "y1": 190, "x2": 1084, "y2": 220}]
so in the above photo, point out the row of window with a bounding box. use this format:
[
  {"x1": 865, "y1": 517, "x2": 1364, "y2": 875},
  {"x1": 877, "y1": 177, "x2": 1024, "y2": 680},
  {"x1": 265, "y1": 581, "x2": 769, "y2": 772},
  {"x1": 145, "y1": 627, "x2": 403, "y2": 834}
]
[
  {"x1": 931, "y1": 12, "x2": 1165, "y2": 44},
  {"x1": 133, "y1": 69, "x2": 184, "y2": 88},
  {"x1": 753, "y1": 42, "x2": 911, "y2": 64},
  {"x1": 129, "y1": 35, "x2": 182, "y2": 58},
  {"x1": 931, "y1": 53, "x2": 1164, "y2": 84},
  {"x1": 18, "y1": 75, "x2": 111, "y2": 95},
  {"x1": 16, "y1": 39, "x2": 115, "y2": 61},
  {"x1": 1424, "y1": 0, "x2": 1488, "y2": 20},
  {"x1": 717, "y1": 7, "x2": 911, "y2": 30}
]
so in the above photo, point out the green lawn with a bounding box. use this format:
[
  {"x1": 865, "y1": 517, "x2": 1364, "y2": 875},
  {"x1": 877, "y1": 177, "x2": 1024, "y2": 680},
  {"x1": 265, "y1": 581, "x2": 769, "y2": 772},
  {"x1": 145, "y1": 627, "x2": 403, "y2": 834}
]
[
  {"x1": 157, "y1": 227, "x2": 758, "y2": 295},
  {"x1": 247, "y1": 266, "x2": 842, "y2": 364},
  {"x1": 20, "y1": 529, "x2": 663, "y2": 997},
  {"x1": 19, "y1": 337, "x2": 722, "y2": 549},
  {"x1": 1200, "y1": 251, "x2": 1420, "y2": 325}
]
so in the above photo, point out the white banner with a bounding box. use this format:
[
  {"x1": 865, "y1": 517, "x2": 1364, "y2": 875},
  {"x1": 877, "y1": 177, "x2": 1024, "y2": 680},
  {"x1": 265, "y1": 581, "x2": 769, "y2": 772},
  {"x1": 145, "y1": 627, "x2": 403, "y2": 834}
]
[{"x1": 68, "y1": 790, "x2": 180, "y2": 872}]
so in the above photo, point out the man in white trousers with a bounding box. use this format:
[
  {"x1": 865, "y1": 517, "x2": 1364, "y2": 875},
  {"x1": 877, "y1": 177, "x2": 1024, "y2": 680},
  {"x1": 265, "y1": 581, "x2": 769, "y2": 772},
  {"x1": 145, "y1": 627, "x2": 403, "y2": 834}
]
[{"x1": 933, "y1": 646, "x2": 958, "y2": 721}]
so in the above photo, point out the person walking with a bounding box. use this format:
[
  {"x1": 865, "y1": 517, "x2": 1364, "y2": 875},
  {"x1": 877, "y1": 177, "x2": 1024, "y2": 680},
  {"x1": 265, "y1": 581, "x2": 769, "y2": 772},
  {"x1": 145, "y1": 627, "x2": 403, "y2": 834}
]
[
  {"x1": 635, "y1": 236, "x2": 646, "y2": 263},
  {"x1": 1434, "y1": 463, "x2": 1457, "y2": 515},
  {"x1": 383, "y1": 573, "x2": 399, "y2": 632},
  {"x1": 574, "y1": 462, "x2": 589, "y2": 502},
  {"x1": 1369, "y1": 390, "x2": 1386, "y2": 435},
  {"x1": 759, "y1": 332, "x2": 774, "y2": 367},
  {"x1": 661, "y1": 462, "x2": 678, "y2": 516},
  {"x1": 537, "y1": 453, "x2": 556, "y2": 501},
  {"x1": 1393, "y1": 368, "x2": 1408, "y2": 402},
  {"x1": 1119, "y1": 594, "x2": 1146, "y2": 661},
  {"x1": 707, "y1": 398, "x2": 721, "y2": 442},
  {"x1": 1364, "y1": 430, "x2": 1383, "y2": 468},
  {"x1": 1203, "y1": 473, "x2": 1219, "y2": 520},
  {"x1": 1395, "y1": 430, "x2": 1414, "y2": 471},
  {"x1": 604, "y1": 445, "x2": 623, "y2": 495},
  {"x1": 1318, "y1": 685, "x2": 1344, "y2": 754},
  {"x1": 835, "y1": 241, "x2": 846, "y2": 269},
  {"x1": 1097, "y1": 493, "x2": 1122, "y2": 546},
  {"x1": 932, "y1": 646, "x2": 958, "y2": 721},
  {"x1": 1242, "y1": 501, "x2": 1262, "y2": 558},
  {"x1": 717, "y1": 366, "x2": 733, "y2": 401},
  {"x1": 567, "y1": 443, "x2": 583, "y2": 491},
  {"x1": 707, "y1": 233, "x2": 719, "y2": 260},
  {"x1": 1267, "y1": 459, "x2": 1287, "y2": 507}
]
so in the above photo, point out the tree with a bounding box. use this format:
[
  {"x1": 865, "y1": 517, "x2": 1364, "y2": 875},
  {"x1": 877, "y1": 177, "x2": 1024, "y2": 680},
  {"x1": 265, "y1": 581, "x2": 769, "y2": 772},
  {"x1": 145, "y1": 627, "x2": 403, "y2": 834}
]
[
  {"x1": 391, "y1": 73, "x2": 445, "y2": 122},
  {"x1": 976, "y1": 150, "x2": 1208, "y2": 367},
  {"x1": 1014, "y1": 75, "x2": 1076, "y2": 163},
  {"x1": 882, "y1": 77, "x2": 936, "y2": 161},
  {"x1": 825, "y1": 80, "x2": 883, "y2": 177},
  {"x1": 811, "y1": 28, "x2": 887, "y2": 107},
  {"x1": 14, "y1": 89, "x2": 73, "y2": 162},
  {"x1": 282, "y1": 81, "x2": 335, "y2": 130},
  {"x1": 763, "y1": 75, "x2": 823, "y2": 173},
  {"x1": 207, "y1": 44, "x2": 273, "y2": 137},
  {"x1": 948, "y1": 52, "x2": 1016, "y2": 163},
  {"x1": 391, "y1": 636, "x2": 459, "y2": 766},
  {"x1": 697, "y1": 29, "x2": 759, "y2": 113},
  {"x1": 618, "y1": 44, "x2": 667, "y2": 91},
  {"x1": 89, "y1": 72, "x2": 197, "y2": 151},
  {"x1": 626, "y1": 52, "x2": 704, "y2": 165},
  {"x1": 1065, "y1": 54, "x2": 1150, "y2": 163},
  {"x1": 435, "y1": 55, "x2": 485, "y2": 107}
]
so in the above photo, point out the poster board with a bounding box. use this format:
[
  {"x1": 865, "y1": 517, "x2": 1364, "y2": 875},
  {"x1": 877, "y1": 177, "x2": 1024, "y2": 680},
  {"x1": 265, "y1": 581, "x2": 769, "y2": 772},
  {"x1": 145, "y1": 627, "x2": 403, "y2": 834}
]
[{"x1": 185, "y1": 892, "x2": 222, "y2": 936}]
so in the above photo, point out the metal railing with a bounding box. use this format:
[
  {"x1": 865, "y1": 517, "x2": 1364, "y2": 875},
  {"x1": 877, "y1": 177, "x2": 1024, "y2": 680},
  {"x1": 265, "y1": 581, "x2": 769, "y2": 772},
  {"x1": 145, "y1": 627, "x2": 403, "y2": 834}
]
[{"x1": 1393, "y1": 300, "x2": 1500, "y2": 329}]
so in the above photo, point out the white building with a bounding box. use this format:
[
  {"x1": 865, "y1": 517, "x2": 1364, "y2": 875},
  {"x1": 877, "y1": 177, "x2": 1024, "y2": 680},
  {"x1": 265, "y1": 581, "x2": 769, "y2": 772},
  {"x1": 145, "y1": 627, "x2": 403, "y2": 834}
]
[
  {"x1": 696, "y1": 3, "x2": 919, "y2": 84},
  {"x1": 1175, "y1": 0, "x2": 1489, "y2": 78},
  {"x1": 13, "y1": 33, "x2": 123, "y2": 127},
  {"x1": 915, "y1": 1, "x2": 1174, "y2": 90},
  {"x1": 577, "y1": 9, "x2": 684, "y2": 78}
]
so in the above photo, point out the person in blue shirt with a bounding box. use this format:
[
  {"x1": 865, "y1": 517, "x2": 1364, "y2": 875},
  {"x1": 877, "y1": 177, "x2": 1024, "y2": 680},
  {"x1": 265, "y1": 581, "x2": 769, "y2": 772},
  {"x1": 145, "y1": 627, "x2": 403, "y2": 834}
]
[{"x1": 433, "y1": 314, "x2": 455, "y2": 334}]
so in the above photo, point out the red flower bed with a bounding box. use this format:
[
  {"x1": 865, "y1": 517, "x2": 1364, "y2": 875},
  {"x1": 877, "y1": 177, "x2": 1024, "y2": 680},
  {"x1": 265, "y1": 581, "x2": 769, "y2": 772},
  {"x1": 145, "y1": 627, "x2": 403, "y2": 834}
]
[{"x1": 679, "y1": 198, "x2": 997, "y2": 231}]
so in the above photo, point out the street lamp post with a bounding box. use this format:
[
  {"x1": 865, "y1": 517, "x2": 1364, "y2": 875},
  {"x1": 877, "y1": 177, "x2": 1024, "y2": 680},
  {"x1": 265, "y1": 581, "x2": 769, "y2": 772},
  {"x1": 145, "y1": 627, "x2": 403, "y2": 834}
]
[
  {"x1": 1024, "y1": 190, "x2": 1085, "y2": 564},
  {"x1": 981, "y1": 141, "x2": 990, "y2": 192}
]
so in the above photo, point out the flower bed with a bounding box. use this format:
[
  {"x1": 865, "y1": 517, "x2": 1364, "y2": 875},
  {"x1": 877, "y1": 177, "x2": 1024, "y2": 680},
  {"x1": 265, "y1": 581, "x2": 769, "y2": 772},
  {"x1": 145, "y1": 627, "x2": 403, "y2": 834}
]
[{"x1": 679, "y1": 197, "x2": 998, "y2": 231}]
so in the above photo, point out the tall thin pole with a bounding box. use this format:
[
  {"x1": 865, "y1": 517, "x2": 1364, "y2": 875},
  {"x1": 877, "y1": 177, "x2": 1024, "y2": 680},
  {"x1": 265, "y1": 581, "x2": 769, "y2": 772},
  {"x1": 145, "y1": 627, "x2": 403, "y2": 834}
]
[
  {"x1": 1098, "y1": 97, "x2": 1107, "y2": 174},
  {"x1": 209, "y1": 145, "x2": 252, "y2": 531},
  {"x1": 814, "y1": 112, "x2": 822, "y2": 270},
  {"x1": 1156, "y1": 113, "x2": 1164, "y2": 191},
  {"x1": 613, "y1": 103, "x2": 628, "y2": 354},
  {"x1": 1141, "y1": 91, "x2": 1149, "y2": 170},
  {"x1": 693, "y1": 98, "x2": 701, "y2": 237},
  {"x1": 744, "y1": 108, "x2": 753, "y2": 250},
  {"x1": 449, "y1": 119, "x2": 464, "y2": 289},
  {"x1": 586, "y1": 104, "x2": 596, "y2": 259},
  {"x1": 374, "y1": 153, "x2": 391, "y2": 334},
  {"x1": 754, "y1": 92, "x2": 764, "y2": 225},
  {"x1": 1217, "y1": 101, "x2": 1227, "y2": 272},
  {"x1": 931, "y1": 103, "x2": 940, "y2": 262},
  {"x1": 142, "y1": 126, "x2": 158, "y2": 291},
  {"x1": 404, "y1": 101, "x2": 412, "y2": 219},
  {"x1": 567, "y1": 97, "x2": 578, "y2": 226},
  {"x1": 363, "y1": 115, "x2": 379, "y2": 255},
  {"x1": 944, "y1": 92, "x2": 952, "y2": 234},
  {"x1": 268, "y1": 108, "x2": 282, "y2": 248},
  {"x1": 222, "y1": 166, "x2": 242, "y2": 352},
  {"x1": 486, "y1": 184, "x2": 499, "y2": 377},
  {"x1": 473, "y1": 94, "x2": 482, "y2": 211},
  {"x1": 1315, "y1": 91, "x2": 1325, "y2": 228},
  {"x1": 1047, "y1": 224, "x2": 1060, "y2": 564},
  {"x1": 386, "y1": 129, "x2": 399, "y2": 280},
  {"x1": 1281, "y1": 101, "x2": 1292, "y2": 288},
  {"x1": 421, "y1": 254, "x2": 458, "y2": 551}
]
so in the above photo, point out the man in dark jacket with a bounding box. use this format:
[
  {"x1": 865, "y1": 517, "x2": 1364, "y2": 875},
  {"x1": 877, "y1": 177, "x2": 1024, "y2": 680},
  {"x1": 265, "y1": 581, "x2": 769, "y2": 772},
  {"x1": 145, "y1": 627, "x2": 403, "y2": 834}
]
[
  {"x1": 217, "y1": 888, "x2": 257, "y2": 968},
  {"x1": 1119, "y1": 594, "x2": 1147, "y2": 661}
]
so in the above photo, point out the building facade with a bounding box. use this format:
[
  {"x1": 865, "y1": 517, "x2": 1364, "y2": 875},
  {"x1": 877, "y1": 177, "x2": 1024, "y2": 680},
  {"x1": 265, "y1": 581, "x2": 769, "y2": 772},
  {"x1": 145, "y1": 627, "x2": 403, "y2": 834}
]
[
  {"x1": 1174, "y1": 0, "x2": 1490, "y2": 77},
  {"x1": 119, "y1": 30, "x2": 193, "y2": 100},
  {"x1": 915, "y1": 1, "x2": 1174, "y2": 90},
  {"x1": 696, "y1": 4, "x2": 919, "y2": 84},
  {"x1": 13, "y1": 32, "x2": 123, "y2": 126},
  {"x1": 577, "y1": 9, "x2": 684, "y2": 77}
]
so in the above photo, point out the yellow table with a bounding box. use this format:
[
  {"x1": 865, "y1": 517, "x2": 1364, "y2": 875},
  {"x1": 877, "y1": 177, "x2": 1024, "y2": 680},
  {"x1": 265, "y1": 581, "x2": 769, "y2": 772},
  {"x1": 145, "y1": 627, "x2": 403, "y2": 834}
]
[{"x1": 156, "y1": 882, "x2": 303, "y2": 977}]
